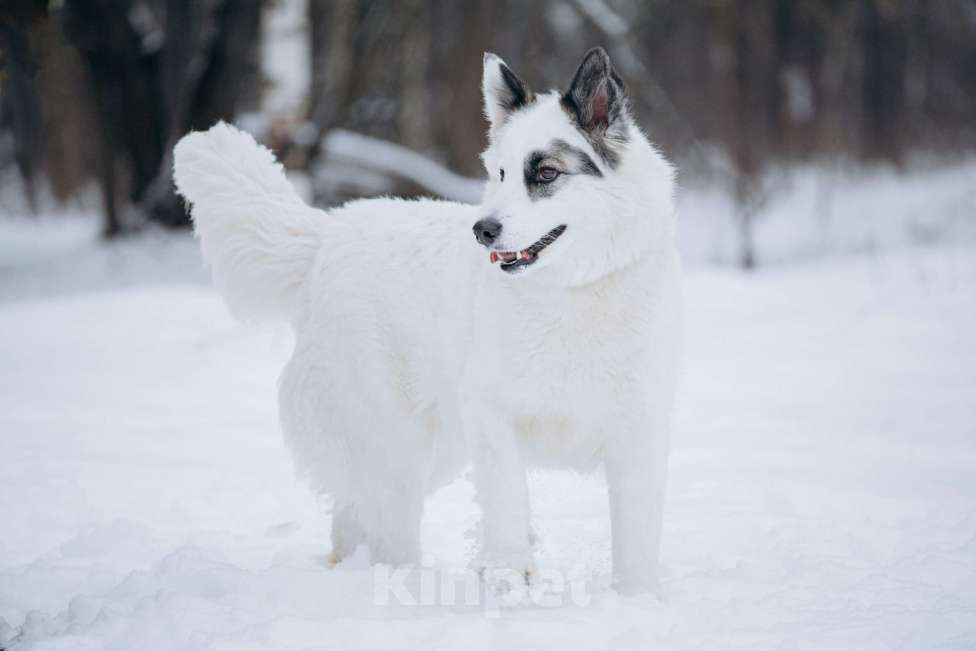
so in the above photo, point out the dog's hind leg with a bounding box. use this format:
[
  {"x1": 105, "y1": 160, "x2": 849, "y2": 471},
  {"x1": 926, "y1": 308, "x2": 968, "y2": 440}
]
[
  {"x1": 328, "y1": 470, "x2": 426, "y2": 567},
  {"x1": 325, "y1": 462, "x2": 427, "y2": 568},
  {"x1": 341, "y1": 408, "x2": 431, "y2": 566},
  {"x1": 328, "y1": 500, "x2": 366, "y2": 565},
  {"x1": 364, "y1": 482, "x2": 425, "y2": 566}
]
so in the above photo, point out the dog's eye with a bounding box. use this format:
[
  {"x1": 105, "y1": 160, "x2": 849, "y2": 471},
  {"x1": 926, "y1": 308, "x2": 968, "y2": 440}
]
[
  {"x1": 499, "y1": 168, "x2": 505, "y2": 182},
  {"x1": 537, "y1": 167, "x2": 560, "y2": 183}
]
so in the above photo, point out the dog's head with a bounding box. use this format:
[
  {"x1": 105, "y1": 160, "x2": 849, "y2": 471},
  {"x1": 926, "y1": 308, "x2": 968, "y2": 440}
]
[{"x1": 475, "y1": 47, "x2": 675, "y2": 286}]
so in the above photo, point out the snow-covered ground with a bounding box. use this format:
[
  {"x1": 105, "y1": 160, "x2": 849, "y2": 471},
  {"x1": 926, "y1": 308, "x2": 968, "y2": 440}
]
[
  {"x1": 1, "y1": 204, "x2": 975, "y2": 648},
  {"x1": 677, "y1": 158, "x2": 976, "y2": 266}
]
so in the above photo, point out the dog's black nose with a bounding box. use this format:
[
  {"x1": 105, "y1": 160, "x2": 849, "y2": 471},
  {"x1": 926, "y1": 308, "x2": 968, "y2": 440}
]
[{"x1": 473, "y1": 218, "x2": 502, "y2": 246}]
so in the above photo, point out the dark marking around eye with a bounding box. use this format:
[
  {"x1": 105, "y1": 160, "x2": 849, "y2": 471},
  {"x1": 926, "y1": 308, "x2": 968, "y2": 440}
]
[
  {"x1": 523, "y1": 152, "x2": 556, "y2": 200},
  {"x1": 523, "y1": 139, "x2": 603, "y2": 201},
  {"x1": 500, "y1": 168, "x2": 505, "y2": 182},
  {"x1": 551, "y1": 139, "x2": 602, "y2": 178}
]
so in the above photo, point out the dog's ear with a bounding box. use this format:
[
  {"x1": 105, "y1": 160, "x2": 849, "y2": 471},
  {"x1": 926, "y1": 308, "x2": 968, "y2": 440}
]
[
  {"x1": 482, "y1": 52, "x2": 534, "y2": 132},
  {"x1": 562, "y1": 47, "x2": 627, "y2": 137}
]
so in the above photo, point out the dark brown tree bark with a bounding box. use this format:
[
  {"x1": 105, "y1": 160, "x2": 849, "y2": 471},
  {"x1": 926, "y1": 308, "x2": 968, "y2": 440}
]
[
  {"x1": 143, "y1": 0, "x2": 264, "y2": 227},
  {"x1": 0, "y1": 0, "x2": 48, "y2": 211},
  {"x1": 63, "y1": 0, "x2": 264, "y2": 234}
]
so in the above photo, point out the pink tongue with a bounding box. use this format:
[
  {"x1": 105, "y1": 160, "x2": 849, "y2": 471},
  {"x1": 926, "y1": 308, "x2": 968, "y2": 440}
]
[{"x1": 490, "y1": 251, "x2": 519, "y2": 264}]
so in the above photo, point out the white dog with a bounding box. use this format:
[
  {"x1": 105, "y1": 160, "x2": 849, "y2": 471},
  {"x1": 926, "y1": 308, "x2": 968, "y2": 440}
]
[{"x1": 174, "y1": 47, "x2": 680, "y2": 595}]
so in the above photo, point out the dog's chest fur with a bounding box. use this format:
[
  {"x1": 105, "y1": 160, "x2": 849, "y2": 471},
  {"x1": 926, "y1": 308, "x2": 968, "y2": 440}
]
[{"x1": 466, "y1": 256, "x2": 678, "y2": 464}]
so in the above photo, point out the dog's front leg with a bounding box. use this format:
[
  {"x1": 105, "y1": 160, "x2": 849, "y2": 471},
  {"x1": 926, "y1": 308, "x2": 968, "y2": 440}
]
[
  {"x1": 604, "y1": 413, "x2": 671, "y2": 596},
  {"x1": 466, "y1": 408, "x2": 534, "y2": 580}
]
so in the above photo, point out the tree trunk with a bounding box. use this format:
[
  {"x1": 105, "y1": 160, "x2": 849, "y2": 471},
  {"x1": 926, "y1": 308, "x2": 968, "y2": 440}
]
[
  {"x1": 0, "y1": 0, "x2": 48, "y2": 212},
  {"x1": 64, "y1": 0, "x2": 264, "y2": 234}
]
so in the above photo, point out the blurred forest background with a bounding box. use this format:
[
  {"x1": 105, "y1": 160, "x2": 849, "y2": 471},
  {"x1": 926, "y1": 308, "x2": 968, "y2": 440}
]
[{"x1": 1, "y1": 0, "x2": 975, "y2": 267}]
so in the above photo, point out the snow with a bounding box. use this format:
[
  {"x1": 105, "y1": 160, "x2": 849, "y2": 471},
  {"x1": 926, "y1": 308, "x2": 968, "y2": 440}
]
[
  {"x1": 0, "y1": 216, "x2": 207, "y2": 304},
  {"x1": 260, "y1": 0, "x2": 310, "y2": 118},
  {"x1": 320, "y1": 129, "x2": 485, "y2": 203},
  {"x1": 677, "y1": 159, "x2": 976, "y2": 266},
  {"x1": 2, "y1": 208, "x2": 975, "y2": 648}
]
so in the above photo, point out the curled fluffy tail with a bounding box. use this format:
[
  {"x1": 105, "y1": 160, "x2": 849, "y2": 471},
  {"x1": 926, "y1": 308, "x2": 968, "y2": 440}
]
[{"x1": 173, "y1": 122, "x2": 321, "y2": 322}]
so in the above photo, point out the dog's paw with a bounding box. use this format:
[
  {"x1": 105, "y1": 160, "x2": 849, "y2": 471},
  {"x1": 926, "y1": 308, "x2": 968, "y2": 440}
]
[
  {"x1": 612, "y1": 573, "x2": 661, "y2": 598},
  {"x1": 471, "y1": 551, "x2": 536, "y2": 603},
  {"x1": 326, "y1": 543, "x2": 371, "y2": 569}
]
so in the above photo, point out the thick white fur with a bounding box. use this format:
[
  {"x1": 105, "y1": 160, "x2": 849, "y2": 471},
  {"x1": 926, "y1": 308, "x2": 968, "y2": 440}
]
[
  {"x1": 173, "y1": 53, "x2": 680, "y2": 594},
  {"x1": 173, "y1": 123, "x2": 323, "y2": 321}
]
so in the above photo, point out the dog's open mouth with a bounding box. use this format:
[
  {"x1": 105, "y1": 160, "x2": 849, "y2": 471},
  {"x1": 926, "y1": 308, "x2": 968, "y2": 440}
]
[{"x1": 489, "y1": 225, "x2": 567, "y2": 273}]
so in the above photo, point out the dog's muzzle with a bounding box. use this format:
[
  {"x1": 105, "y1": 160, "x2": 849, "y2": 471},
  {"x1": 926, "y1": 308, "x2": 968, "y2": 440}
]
[{"x1": 484, "y1": 225, "x2": 567, "y2": 274}]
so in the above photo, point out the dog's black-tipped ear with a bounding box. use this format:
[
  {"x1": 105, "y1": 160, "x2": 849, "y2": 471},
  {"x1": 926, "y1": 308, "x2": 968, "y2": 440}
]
[
  {"x1": 482, "y1": 52, "x2": 534, "y2": 131},
  {"x1": 562, "y1": 47, "x2": 627, "y2": 136}
]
